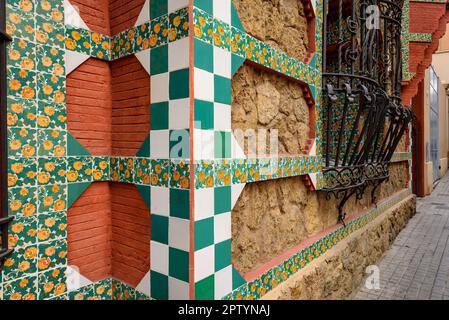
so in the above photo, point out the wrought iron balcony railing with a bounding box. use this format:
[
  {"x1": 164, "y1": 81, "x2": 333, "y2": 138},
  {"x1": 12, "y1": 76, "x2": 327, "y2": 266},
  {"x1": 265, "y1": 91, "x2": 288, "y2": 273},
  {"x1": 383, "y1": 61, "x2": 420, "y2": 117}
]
[{"x1": 322, "y1": 0, "x2": 413, "y2": 224}]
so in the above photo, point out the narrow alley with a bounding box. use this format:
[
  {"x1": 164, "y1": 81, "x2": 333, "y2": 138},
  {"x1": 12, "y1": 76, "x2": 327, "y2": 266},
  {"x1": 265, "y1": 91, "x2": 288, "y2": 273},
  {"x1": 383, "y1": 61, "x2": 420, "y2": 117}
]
[{"x1": 354, "y1": 173, "x2": 449, "y2": 300}]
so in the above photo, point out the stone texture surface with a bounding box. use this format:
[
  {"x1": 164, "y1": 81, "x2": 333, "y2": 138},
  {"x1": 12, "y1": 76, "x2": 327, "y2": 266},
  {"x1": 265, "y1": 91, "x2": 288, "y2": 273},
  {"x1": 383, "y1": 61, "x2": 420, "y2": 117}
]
[
  {"x1": 261, "y1": 195, "x2": 416, "y2": 300},
  {"x1": 232, "y1": 162, "x2": 409, "y2": 274},
  {"x1": 232, "y1": 63, "x2": 310, "y2": 155},
  {"x1": 233, "y1": 0, "x2": 309, "y2": 61}
]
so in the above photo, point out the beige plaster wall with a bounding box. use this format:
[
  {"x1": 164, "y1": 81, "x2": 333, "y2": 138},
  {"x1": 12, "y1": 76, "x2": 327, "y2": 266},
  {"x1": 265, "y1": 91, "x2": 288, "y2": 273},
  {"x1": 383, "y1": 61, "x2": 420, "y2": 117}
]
[
  {"x1": 422, "y1": 67, "x2": 449, "y2": 193},
  {"x1": 437, "y1": 23, "x2": 449, "y2": 52}
]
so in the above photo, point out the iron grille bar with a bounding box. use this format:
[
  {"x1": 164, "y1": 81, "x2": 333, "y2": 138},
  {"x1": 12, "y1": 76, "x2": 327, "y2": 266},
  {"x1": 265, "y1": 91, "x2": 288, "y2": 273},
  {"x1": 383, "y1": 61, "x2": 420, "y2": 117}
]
[{"x1": 321, "y1": 0, "x2": 412, "y2": 223}]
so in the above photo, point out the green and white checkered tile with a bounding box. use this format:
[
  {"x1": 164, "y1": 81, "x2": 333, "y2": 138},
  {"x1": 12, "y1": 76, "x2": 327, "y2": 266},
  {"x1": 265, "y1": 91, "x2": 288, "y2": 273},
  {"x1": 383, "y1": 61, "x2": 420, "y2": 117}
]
[
  {"x1": 192, "y1": 0, "x2": 247, "y2": 300},
  {"x1": 137, "y1": 0, "x2": 190, "y2": 24},
  {"x1": 147, "y1": 24, "x2": 191, "y2": 298}
]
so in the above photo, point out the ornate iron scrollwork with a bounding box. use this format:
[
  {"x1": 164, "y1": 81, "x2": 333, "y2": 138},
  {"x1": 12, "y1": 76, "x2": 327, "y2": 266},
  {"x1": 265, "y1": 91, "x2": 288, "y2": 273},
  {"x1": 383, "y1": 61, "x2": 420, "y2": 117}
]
[{"x1": 322, "y1": 0, "x2": 412, "y2": 224}]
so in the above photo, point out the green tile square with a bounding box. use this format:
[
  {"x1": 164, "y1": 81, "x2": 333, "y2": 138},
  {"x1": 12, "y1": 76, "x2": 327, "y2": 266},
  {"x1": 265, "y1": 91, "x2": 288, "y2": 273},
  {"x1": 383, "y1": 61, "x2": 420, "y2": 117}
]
[
  {"x1": 195, "y1": 275, "x2": 214, "y2": 300},
  {"x1": 136, "y1": 135, "x2": 150, "y2": 157},
  {"x1": 151, "y1": 102, "x2": 169, "y2": 130},
  {"x1": 151, "y1": 0, "x2": 168, "y2": 19},
  {"x1": 194, "y1": 99, "x2": 214, "y2": 129},
  {"x1": 215, "y1": 239, "x2": 231, "y2": 272},
  {"x1": 136, "y1": 184, "x2": 151, "y2": 208},
  {"x1": 169, "y1": 248, "x2": 189, "y2": 282},
  {"x1": 67, "y1": 133, "x2": 90, "y2": 156},
  {"x1": 232, "y1": 267, "x2": 247, "y2": 290},
  {"x1": 194, "y1": 38, "x2": 214, "y2": 72},
  {"x1": 232, "y1": 53, "x2": 245, "y2": 76},
  {"x1": 214, "y1": 131, "x2": 231, "y2": 158},
  {"x1": 214, "y1": 75, "x2": 231, "y2": 104},
  {"x1": 231, "y1": 2, "x2": 244, "y2": 30},
  {"x1": 150, "y1": 44, "x2": 168, "y2": 75},
  {"x1": 214, "y1": 186, "x2": 231, "y2": 214},
  {"x1": 194, "y1": 0, "x2": 213, "y2": 15},
  {"x1": 195, "y1": 217, "x2": 214, "y2": 250},
  {"x1": 169, "y1": 188, "x2": 190, "y2": 219},
  {"x1": 151, "y1": 214, "x2": 169, "y2": 244},
  {"x1": 169, "y1": 68, "x2": 190, "y2": 100},
  {"x1": 67, "y1": 182, "x2": 90, "y2": 208},
  {"x1": 151, "y1": 271, "x2": 168, "y2": 300}
]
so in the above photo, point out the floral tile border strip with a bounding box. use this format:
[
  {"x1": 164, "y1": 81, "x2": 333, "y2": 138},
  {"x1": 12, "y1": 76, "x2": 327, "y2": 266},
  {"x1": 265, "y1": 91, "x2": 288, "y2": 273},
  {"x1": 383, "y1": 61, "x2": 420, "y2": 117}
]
[
  {"x1": 408, "y1": 33, "x2": 433, "y2": 42},
  {"x1": 192, "y1": 7, "x2": 320, "y2": 90},
  {"x1": 65, "y1": 7, "x2": 189, "y2": 61},
  {"x1": 68, "y1": 278, "x2": 150, "y2": 300},
  {"x1": 104, "y1": 152, "x2": 409, "y2": 190},
  {"x1": 402, "y1": 0, "x2": 413, "y2": 81},
  {"x1": 222, "y1": 189, "x2": 413, "y2": 300}
]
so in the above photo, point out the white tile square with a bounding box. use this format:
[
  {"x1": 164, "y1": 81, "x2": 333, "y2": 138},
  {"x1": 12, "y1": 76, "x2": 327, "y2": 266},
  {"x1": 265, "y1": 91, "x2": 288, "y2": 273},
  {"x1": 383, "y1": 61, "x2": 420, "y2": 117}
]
[
  {"x1": 214, "y1": 265, "x2": 232, "y2": 299},
  {"x1": 169, "y1": 98, "x2": 190, "y2": 129},
  {"x1": 169, "y1": 37, "x2": 189, "y2": 72},
  {"x1": 194, "y1": 68, "x2": 214, "y2": 102},
  {"x1": 214, "y1": 103, "x2": 231, "y2": 131},
  {"x1": 194, "y1": 245, "x2": 215, "y2": 282},
  {"x1": 214, "y1": 212, "x2": 231, "y2": 243},
  {"x1": 213, "y1": 0, "x2": 231, "y2": 24},
  {"x1": 231, "y1": 133, "x2": 246, "y2": 158},
  {"x1": 194, "y1": 188, "x2": 215, "y2": 221},
  {"x1": 151, "y1": 187, "x2": 169, "y2": 216},
  {"x1": 169, "y1": 217, "x2": 190, "y2": 251},
  {"x1": 169, "y1": 277, "x2": 190, "y2": 300},
  {"x1": 135, "y1": 50, "x2": 150, "y2": 75},
  {"x1": 194, "y1": 129, "x2": 215, "y2": 160},
  {"x1": 168, "y1": 0, "x2": 189, "y2": 13},
  {"x1": 150, "y1": 241, "x2": 169, "y2": 275},
  {"x1": 151, "y1": 73, "x2": 169, "y2": 103},
  {"x1": 231, "y1": 184, "x2": 245, "y2": 209},
  {"x1": 135, "y1": 271, "x2": 151, "y2": 297},
  {"x1": 135, "y1": 0, "x2": 150, "y2": 26},
  {"x1": 150, "y1": 130, "x2": 169, "y2": 159},
  {"x1": 213, "y1": 46, "x2": 231, "y2": 78}
]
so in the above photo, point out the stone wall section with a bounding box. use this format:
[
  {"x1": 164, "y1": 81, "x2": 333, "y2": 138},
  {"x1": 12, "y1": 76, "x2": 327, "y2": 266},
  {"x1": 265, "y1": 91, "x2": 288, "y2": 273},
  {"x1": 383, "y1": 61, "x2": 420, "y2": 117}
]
[
  {"x1": 233, "y1": 0, "x2": 310, "y2": 61},
  {"x1": 232, "y1": 63, "x2": 310, "y2": 155},
  {"x1": 232, "y1": 162, "x2": 409, "y2": 274},
  {"x1": 261, "y1": 195, "x2": 416, "y2": 299}
]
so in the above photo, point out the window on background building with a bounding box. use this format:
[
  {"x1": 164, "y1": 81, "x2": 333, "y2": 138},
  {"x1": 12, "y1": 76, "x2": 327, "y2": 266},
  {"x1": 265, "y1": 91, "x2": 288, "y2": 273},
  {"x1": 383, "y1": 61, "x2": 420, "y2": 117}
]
[
  {"x1": 0, "y1": 0, "x2": 14, "y2": 267},
  {"x1": 429, "y1": 66, "x2": 440, "y2": 182}
]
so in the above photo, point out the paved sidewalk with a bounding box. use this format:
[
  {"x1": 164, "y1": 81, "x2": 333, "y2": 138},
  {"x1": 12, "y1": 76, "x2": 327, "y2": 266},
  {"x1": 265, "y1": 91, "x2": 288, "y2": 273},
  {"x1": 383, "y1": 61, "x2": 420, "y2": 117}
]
[{"x1": 353, "y1": 173, "x2": 449, "y2": 300}]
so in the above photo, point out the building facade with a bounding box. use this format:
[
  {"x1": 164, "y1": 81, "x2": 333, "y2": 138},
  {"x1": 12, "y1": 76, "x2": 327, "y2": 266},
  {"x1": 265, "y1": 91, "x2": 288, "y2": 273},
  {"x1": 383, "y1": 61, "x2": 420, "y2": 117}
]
[{"x1": 0, "y1": 0, "x2": 448, "y2": 300}]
